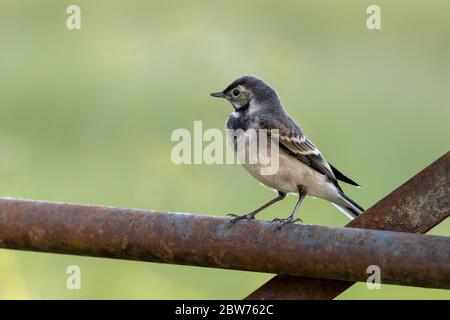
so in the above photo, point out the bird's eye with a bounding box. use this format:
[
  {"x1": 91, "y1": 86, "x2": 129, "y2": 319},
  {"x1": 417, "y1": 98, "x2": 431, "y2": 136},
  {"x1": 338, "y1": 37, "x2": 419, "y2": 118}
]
[{"x1": 232, "y1": 89, "x2": 240, "y2": 97}]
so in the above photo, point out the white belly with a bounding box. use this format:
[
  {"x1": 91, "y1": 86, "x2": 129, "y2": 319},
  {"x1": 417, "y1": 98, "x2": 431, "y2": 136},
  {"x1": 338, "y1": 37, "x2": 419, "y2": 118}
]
[{"x1": 228, "y1": 128, "x2": 338, "y2": 200}]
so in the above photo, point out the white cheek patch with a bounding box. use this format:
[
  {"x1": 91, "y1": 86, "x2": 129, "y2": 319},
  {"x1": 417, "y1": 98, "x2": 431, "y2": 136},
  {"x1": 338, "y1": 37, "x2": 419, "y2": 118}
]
[
  {"x1": 233, "y1": 102, "x2": 242, "y2": 109},
  {"x1": 230, "y1": 112, "x2": 239, "y2": 119},
  {"x1": 247, "y1": 100, "x2": 259, "y2": 115}
]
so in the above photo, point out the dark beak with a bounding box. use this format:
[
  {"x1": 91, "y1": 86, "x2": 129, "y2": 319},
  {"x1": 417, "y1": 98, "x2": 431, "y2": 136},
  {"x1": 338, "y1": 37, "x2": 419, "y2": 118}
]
[{"x1": 210, "y1": 91, "x2": 226, "y2": 98}]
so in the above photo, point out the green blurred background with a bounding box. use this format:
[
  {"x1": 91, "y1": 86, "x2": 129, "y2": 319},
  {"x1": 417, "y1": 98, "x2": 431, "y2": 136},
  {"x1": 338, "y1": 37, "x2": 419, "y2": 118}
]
[{"x1": 0, "y1": 0, "x2": 449, "y2": 299}]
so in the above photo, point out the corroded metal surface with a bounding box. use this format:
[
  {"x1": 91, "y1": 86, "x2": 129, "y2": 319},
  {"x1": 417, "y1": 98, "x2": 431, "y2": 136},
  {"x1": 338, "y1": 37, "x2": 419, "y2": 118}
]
[
  {"x1": 0, "y1": 198, "x2": 449, "y2": 289},
  {"x1": 247, "y1": 151, "x2": 450, "y2": 299}
]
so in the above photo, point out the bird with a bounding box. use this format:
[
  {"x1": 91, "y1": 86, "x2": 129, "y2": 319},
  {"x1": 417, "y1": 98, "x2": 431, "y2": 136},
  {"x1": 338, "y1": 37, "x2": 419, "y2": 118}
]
[{"x1": 210, "y1": 75, "x2": 364, "y2": 228}]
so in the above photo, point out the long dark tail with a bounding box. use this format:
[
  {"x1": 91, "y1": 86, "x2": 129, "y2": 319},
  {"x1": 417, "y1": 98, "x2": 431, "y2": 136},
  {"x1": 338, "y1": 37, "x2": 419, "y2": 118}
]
[{"x1": 333, "y1": 192, "x2": 364, "y2": 220}]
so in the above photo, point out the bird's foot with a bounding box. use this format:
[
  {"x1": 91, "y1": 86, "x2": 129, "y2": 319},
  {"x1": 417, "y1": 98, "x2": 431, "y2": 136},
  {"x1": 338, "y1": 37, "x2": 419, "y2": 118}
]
[
  {"x1": 227, "y1": 213, "x2": 256, "y2": 224},
  {"x1": 272, "y1": 216, "x2": 303, "y2": 230}
]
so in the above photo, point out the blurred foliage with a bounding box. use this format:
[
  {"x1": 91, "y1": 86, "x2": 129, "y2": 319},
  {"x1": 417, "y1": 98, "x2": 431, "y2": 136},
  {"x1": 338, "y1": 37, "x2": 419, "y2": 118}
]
[{"x1": 0, "y1": 0, "x2": 449, "y2": 299}]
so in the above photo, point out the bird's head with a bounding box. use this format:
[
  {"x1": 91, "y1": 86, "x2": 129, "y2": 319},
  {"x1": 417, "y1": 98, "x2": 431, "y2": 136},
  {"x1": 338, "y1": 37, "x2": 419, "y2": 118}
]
[{"x1": 210, "y1": 75, "x2": 281, "y2": 112}]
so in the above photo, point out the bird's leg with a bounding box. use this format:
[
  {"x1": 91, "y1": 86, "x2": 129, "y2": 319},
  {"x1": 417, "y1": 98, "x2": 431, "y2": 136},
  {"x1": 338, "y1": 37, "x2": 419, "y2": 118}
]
[
  {"x1": 272, "y1": 187, "x2": 306, "y2": 229},
  {"x1": 228, "y1": 191, "x2": 286, "y2": 223}
]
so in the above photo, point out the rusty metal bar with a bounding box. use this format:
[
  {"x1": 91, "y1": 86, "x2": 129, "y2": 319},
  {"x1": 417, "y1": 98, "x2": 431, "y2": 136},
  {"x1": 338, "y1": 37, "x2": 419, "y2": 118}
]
[
  {"x1": 0, "y1": 198, "x2": 449, "y2": 289},
  {"x1": 246, "y1": 151, "x2": 450, "y2": 299}
]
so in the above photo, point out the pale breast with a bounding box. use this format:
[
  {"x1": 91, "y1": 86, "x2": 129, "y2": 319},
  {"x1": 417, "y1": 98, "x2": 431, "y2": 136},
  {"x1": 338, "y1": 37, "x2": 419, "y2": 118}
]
[{"x1": 227, "y1": 121, "x2": 338, "y2": 198}]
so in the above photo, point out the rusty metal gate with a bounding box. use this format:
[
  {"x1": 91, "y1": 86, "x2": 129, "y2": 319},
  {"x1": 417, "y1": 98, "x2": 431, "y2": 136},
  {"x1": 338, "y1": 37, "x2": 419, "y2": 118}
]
[{"x1": 0, "y1": 152, "x2": 449, "y2": 299}]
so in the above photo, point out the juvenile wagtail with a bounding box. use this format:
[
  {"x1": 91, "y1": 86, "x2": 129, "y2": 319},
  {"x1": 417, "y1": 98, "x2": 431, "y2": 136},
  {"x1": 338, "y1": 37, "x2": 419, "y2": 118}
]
[{"x1": 210, "y1": 75, "x2": 364, "y2": 228}]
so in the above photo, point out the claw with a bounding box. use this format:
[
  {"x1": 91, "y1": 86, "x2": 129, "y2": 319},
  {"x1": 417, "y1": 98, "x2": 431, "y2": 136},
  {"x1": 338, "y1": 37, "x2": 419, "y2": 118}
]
[
  {"x1": 272, "y1": 216, "x2": 303, "y2": 230},
  {"x1": 227, "y1": 213, "x2": 256, "y2": 224}
]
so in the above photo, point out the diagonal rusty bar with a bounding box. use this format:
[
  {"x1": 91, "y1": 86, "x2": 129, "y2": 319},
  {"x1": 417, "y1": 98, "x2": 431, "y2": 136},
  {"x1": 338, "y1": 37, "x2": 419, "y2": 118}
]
[{"x1": 246, "y1": 151, "x2": 450, "y2": 300}]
